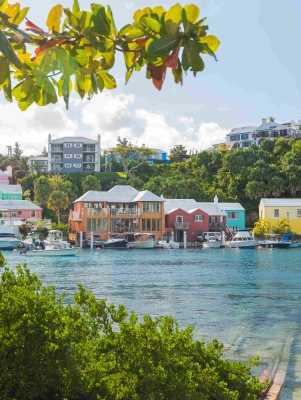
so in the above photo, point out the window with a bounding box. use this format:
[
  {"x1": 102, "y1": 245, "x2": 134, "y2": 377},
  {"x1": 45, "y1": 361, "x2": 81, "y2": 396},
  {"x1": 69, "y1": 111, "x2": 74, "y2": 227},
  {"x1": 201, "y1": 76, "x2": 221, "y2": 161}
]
[
  {"x1": 241, "y1": 133, "x2": 249, "y2": 140},
  {"x1": 65, "y1": 163, "x2": 72, "y2": 168},
  {"x1": 54, "y1": 155, "x2": 61, "y2": 160},
  {"x1": 1, "y1": 196, "x2": 5, "y2": 200},
  {"x1": 142, "y1": 219, "x2": 162, "y2": 232},
  {"x1": 31, "y1": 211, "x2": 35, "y2": 218},
  {"x1": 73, "y1": 163, "x2": 81, "y2": 168},
  {"x1": 87, "y1": 218, "x2": 108, "y2": 232},
  {"x1": 110, "y1": 218, "x2": 139, "y2": 232},
  {"x1": 297, "y1": 209, "x2": 301, "y2": 218},
  {"x1": 142, "y1": 203, "x2": 150, "y2": 212},
  {"x1": 75, "y1": 154, "x2": 82, "y2": 158},
  {"x1": 74, "y1": 143, "x2": 82, "y2": 148},
  {"x1": 152, "y1": 203, "x2": 156, "y2": 212},
  {"x1": 45, "y1": 161, "x2": 48, "y2": 164},
  {"x1": 17, "y1": 211, "x2": 22, "y2": 217},
  {"x1": 229, "y1": 135, "x2": 238, "y2": 142},
  {"x1": 194, "y1": 215, "x2": 204, "y2": 221},
  {"x1": 12, "y1": 211, "x2": 16, "y2": 217},
  {"x1": 65, "y1": 143, "x2": 72, "y2": 147},
  {"x1": 157, "y1": 203, "x2": 161, "y2": 212},
  {"x1": 242, "y1": 142, "x2": 250, "y2": 148},
  {"x1": 65, "y1": 154, "x2": 72, "y2": 158},
  {"x1": 12, "y1": 196, "x2": 16, "y2": 200},
  {"x1": 274, "y1": 209, "x2": 279, "y2": 218},
  {"x1": 228, "y1": 212, "x2": 239, "y2": 219}
]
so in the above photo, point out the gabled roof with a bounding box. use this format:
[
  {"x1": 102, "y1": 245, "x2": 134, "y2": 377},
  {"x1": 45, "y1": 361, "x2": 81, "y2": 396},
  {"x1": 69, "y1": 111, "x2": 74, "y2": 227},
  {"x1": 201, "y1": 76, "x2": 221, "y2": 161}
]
[
  {"x1": 227, "y1": 126, "x2": 257, "y2": 136},
  {"x1": 132, "y1": 190, "x2": 163, "y2": 202},
  {"x1": 50, "y1": 136, "x2": 98, "y2": 144},
  {"x1": 195, "y1": 202, "x2": 226, "y2": 216},
  {"x1": 254, "y1": 121, "x2": 290, "y2": 131},
  {"x1": 261, "y1": 198, "x2": 301, "y2": 207},
  {"x1": 0, "y1": 185, "x2": 22, "y2": 194},
  {"x1": 164, "y1": 199, "x2": 225, "y2": 216},
  {"x1": 219, "y1": 202, "x2": 245, "y2": 211},
  {"x1": 0, "y1": 200, "x2": 42, "y2": 210},
  {"x1": 74, "y1": 185, "x2": 163, "y2": 204}
]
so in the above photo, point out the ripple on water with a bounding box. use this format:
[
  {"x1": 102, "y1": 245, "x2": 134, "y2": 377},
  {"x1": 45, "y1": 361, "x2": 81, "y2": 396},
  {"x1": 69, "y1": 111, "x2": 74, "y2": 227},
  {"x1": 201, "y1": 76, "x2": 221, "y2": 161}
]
[{"x1": 3, "y1": 247, "x2": 301, "y2": 398}]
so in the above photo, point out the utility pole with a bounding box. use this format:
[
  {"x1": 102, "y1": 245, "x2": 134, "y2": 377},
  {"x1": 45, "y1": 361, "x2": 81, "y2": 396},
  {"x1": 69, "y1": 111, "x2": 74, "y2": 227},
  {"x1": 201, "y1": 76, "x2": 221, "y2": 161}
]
[{"x1": 6, "y1": 146, "x2": 12, "y2": 159}]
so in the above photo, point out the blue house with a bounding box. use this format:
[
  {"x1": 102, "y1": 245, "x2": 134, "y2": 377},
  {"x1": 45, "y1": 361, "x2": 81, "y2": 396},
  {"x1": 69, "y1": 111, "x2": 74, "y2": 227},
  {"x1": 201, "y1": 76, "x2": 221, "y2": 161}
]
[
  {"x1": 145, "y1": 148, "x2": 169, "y2": 165},
  {"x1": 216, "y1": 196, "x2": 246, "y2": 232}
]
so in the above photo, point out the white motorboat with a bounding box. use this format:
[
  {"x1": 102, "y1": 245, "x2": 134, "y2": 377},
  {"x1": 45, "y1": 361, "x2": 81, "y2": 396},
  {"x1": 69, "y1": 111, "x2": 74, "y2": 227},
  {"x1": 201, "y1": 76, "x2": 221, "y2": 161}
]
[
  {"x1": 225, "y1": 230, "x2": 256, "y2": 249},
  {"x1": 127, "y1": 233, "x2": 156, "y2": 249},
  {"x1": 22, "y1": 232, "x2": 40, "y2": 246},
  {"x1": 203, "y1": 238, "x2": 221, "y2": 248},
  {"x1": 103, "y1": 235, "x2": 128, "y2": 249},
  {"x1": 257, "y1": 234, "x2": 291, "y2": 249},
  {"x1": 25, "y1": 246, "x2": 79, "y2": 257},
  {"x1": 156, "y1": 234, "x2": 180, "y2": 249},
  {"x1": 0, "y1": 221, "x2": 21, "y2": 250}
]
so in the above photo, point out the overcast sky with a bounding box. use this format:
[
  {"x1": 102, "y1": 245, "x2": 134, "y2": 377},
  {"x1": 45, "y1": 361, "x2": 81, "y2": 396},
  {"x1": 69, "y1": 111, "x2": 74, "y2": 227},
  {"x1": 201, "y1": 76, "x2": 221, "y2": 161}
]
[{"x1": 0, "y1": 0, "x2": 300, "y2": 156}]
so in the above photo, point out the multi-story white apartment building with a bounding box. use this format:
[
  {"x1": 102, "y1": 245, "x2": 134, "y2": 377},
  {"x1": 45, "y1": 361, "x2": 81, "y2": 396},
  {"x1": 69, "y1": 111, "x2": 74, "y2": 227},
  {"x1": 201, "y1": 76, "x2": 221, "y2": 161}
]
[{"x1": 48, "y1": 134, "x2": 101, "y2": 173}]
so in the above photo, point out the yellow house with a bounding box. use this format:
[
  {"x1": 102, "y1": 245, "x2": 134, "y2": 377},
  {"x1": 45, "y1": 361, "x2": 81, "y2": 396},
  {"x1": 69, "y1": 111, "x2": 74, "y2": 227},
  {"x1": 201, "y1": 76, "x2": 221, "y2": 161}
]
[{"x1": 259, "y1": 198, "x2": 301, "y2": 234}]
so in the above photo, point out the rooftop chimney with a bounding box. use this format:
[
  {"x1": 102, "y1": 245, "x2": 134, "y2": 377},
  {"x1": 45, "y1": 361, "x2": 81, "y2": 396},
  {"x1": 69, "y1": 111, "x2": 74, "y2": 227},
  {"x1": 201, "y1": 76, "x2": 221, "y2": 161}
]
[
  {"x1": 214, "y1": 195, "x2": 218, "y2": 204},
  {"x1": 261, "y1": 118, "x2": 267, "y2": 125}
]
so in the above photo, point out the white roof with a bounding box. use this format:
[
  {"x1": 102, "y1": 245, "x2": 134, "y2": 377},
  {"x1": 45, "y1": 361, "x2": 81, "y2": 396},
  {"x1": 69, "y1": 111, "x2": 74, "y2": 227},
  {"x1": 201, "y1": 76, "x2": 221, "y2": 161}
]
[
  {"x1": 254, "y1": 121, "x2": 290, "y2": 131},
  {"x1": 0, "y1": 200, "x2": 42, "y2": 210},
  {"x1": 0, "y1": 185, "x2": 22, "y2": 194},
  {"x1": 261, "y1": 198, "x2": 301, "y2": 207},
  {"x1": 74, "y1": 185, "x2": 163, "y2": 203},
  {"x1": 164, "y1": 199, "x2": 225, "y2": 216},
  {"x1": 50, "y1": 136, "x2": 97, "y2": 144},
  {"x1": 219, "y1": 202, "x2": 245, "y2": 211},
  {"x1": 227, "y1": 126, "x2": 257, "y2": 136},
  {"x1": 0, "y1": 169, "x2": 6, "y2": 176},
  {"x1": 30, "y1": 157, "x2": 48, "y2": 161}
]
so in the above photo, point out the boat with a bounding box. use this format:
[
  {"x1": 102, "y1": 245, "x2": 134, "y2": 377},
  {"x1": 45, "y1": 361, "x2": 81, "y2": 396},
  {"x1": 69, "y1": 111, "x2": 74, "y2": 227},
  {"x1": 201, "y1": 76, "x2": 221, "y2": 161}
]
[
  {"x1": 0, "y1": 221, "x2": 21, "y2": 250},
  {"x1": 25, "y1": 246, "x2": 79, "y2": 257},
  {"x1": 156, "y1": 233, "x2": 180, "y2": 249},
  {"x1": 257, "y1": 234, "x2": 291, "y2": 249},
  {"x1": 203, "y1": 238, "x2": 222, "y2": 248},
  {"x1": 22, "y1": 232, "x2": 40, "y2": 246},
  {"x1": 127, "y1": 233, "x2": 156, "y2": 249},
  {"x1": 86, "y1": 234, "x2": 105, "y2": 248},
  {"x1": 280, "y1": 233, "x2": 301, "y2": 248},
  {"x1": 225, "y1": 230, "x2": 256, "y2": 249},
  {"x1": 103, "y1": 235, "x2": 128, "y2": 249}
]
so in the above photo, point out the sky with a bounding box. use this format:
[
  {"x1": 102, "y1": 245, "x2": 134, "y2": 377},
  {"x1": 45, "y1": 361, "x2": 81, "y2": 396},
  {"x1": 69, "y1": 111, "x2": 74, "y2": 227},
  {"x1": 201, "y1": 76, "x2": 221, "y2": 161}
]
[{"x1": 0, "y1": 0, "x2": 301, "y2": 156}]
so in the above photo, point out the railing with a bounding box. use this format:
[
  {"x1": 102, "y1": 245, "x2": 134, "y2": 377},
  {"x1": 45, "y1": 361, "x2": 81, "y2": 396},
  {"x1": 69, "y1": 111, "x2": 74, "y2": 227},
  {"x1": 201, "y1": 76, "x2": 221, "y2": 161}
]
[
  {"x1": 87, "y1": 209, "x2": 109, "y2": 216},
  {"x1": 83, "y1": 147, "x2": 96, "y2": 152},
  {"x1": 173, "y1": 222, "x2": 189, "y2": 229},
  {"x1": 51, "y1": 168, "x2": 63, "y2": 172},
  {"x1": 83, "y1": 158, "x2": 95, "y2": 163},
  {"x1": 51, "y1": 147, "x2": 63, "y2": 152},
  {"x1": 51, "y1": 158, "x2": 62, "y2": 162},
  {"x1": 111, "y1": 209, "x2": 141, "y2": 216},
  {"x1": 209, "y1": 222, "x2": 225, "y2": 229}
]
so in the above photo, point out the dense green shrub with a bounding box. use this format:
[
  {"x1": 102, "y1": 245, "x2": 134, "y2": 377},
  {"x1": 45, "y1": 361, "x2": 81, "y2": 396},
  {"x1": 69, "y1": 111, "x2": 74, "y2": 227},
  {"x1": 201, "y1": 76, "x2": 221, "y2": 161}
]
[{"x1": 0, "y1": 260, "x2": 266, "y2": 400}]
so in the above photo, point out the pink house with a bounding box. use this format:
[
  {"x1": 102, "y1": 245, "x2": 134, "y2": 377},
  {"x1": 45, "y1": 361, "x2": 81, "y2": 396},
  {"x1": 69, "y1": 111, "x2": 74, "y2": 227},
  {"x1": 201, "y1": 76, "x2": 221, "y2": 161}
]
[
  {"x1": 164, "y1": 199, "x2": 226, "y2": 242},
  {"x1": 0, "y1": 200, "x2": 42, "y2": 221},
  {"x1": 0, "y1": 169, "x2": 10, "y2": 185}
]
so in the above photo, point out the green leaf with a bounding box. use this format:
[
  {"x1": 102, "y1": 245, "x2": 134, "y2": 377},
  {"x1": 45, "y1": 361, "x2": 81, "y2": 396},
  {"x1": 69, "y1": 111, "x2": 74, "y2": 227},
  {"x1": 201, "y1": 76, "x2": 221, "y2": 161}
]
[
  {"x1": 63, "y1": 8, "x2": 80, "y2": 30},
  {"x1": 123, "y1": 51, "x2": 134, "y2": 69},
  {"x1": 106, "y1": 5, "x2": 117, "y2": 37},
  {"x1": 165, "y1": 4, "x2": 182, "y2": 35},
  {"x1": 0, "y1": 56, "x2": 9, "y2": 85},
  {"x1": 172, "y1": 58, "x2": 183, "y2": 85},
  {"x1": 182, "y1": 46, "x2": 204, "y2": 75},
  {"x1": 0, "y1": 0, "x2": 8, "y2": 12},
  {"x1": 71, "y1": 46, "x2": 89, "y2": 67},
  {"x1": 46, "y1": 4, "x2": 63, "y2": 32},
  {"x1": 99, "y1": 71, "x2": 116, "y2": 89},
  {"x1": 0, "y1": 18, "x2": 33, "y2": 42},
  {"x1": 182, "y1": 4, "x2": 200, "y2": 32},
  {"x1": 72, "y1": 0, "x2": 80, "y2": 15},
  {"x1": 13, "y1": 7, "x2": 29, "y2": 25},
  {"x1": 54, "y1": 47, "x2": 77, "y2": 77},
  {"x1": 58, "y1": 76, "x2": 71, "y2": 109},
  {"x1": 125, "y1": 68, "x2": 132, "y2": 84},
  {"x1": 77, "y1": 11, "x2": 91, "y2": 30},
  {"x1": 118, "y1": 24, "x2": 144, "y2": 40},
  {"x1": 0, "y1": 30, "x2": 23, "y2": 69},
  {"x1": 91, "y1": 72, "x2": 98, "y2": 93},
  {"x1": 75, "y1": 71, "x2": 91, "y2": 98},
  {"x1": 133, "y1": 7, "x2": 152, "y2": 23},
  {"x1": 100, "y1": 51, "x2": 115, "y2": 70},
  {"x1": 140, "y1": 16, "x2": 162, "y2": 34},
  {"x1": 91, "y1": 4, "x2": 111, "y2": 37},
  {"x1": 96, "y1": 74, "x2": 104, "y2": 91},
  {"x1": 146, "y1": 35, "x2": 180, "y2": 56}
]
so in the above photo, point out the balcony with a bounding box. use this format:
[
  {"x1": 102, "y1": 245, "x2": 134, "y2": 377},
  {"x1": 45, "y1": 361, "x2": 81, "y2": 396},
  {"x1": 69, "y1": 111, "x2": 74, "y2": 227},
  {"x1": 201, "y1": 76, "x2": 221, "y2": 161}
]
[
  {"x1": 51, "y1": 157, "x2": 62, "y2": 162},
  {"x1": 51, "y1": 146, "x2": 63, "y2": 152},
  {"x1": 83, "y1": 157, "x2": 95, "y2": 163},
  {"x1": 209, "y1": 222, "x2": 225, "y2": 229},
  {"x1": 173, "y1": 222, "x2": 189, "y2": 230},
  {"x1": 51, "y1": 167, "x2": 63, "y2": 172},
  {"x1": 111, "y1": 209, "x2": 141, "y2": 216},
  {"x1": 87, "y1": 209, "x2": 109, "y2": 217},
  {"x1": 83, "y1": 146, "x2": 96, "y2": 152}
]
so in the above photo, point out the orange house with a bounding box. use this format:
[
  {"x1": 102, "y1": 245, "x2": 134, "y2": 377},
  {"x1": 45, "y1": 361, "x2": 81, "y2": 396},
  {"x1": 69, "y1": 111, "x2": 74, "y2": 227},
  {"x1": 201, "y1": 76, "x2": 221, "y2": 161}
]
[{"x1": 69, "y1": 185, "x2": 165, "y2": 240}]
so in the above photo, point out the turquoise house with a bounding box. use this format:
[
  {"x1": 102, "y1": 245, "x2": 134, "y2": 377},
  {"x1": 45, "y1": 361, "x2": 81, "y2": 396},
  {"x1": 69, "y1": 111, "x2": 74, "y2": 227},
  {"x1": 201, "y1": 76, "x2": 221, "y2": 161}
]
[
  {"x1": 0, "y1": 185, "x2": 22, "y2": 200},
  {"x1": 215, "y1": 196, "x2": 246, "y2": 232}
]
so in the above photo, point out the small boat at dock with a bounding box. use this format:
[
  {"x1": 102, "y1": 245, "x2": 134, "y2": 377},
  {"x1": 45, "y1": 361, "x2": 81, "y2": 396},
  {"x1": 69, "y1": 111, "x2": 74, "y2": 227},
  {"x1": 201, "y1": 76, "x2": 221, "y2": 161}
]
[
  {"x1": 257, "y1": 234, "x2": 291, "y2": 249},
  {"x1": 127, "y1": 233, "x2": 156, "y2": 249},
  {"x1": 225, "y1": 230, "x2": 256, "y2": 249}
]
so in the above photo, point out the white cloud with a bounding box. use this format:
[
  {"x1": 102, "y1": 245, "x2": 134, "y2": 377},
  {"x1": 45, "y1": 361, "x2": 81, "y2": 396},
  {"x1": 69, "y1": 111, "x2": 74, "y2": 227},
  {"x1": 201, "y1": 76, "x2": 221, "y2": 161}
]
[
  {"x1": 0, "y1": 101, "x2": 78, "y2": 156},
  {"x1": 81, "y1": 92, "x2": 135, "y2": 148},
  {"x1": 179, "y1": 116, "x2": 194, "y2": 125},
  {"x1": 197, "y1": 122, "x2": 230, "y2": 150}
]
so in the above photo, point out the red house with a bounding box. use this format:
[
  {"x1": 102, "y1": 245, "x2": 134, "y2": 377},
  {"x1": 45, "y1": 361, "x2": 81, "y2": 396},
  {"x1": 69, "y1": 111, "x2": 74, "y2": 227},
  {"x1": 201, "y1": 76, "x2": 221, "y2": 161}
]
[{"x1": 164, "y1": 199, "x2": 226, "y2": 242}]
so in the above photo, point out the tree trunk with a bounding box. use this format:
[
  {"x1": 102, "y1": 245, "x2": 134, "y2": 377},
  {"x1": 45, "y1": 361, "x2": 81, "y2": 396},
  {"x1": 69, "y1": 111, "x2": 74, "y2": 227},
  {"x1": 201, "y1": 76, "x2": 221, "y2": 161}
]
[{"x1": 57, "y1": 209, "x2": 60, "y2": 224}]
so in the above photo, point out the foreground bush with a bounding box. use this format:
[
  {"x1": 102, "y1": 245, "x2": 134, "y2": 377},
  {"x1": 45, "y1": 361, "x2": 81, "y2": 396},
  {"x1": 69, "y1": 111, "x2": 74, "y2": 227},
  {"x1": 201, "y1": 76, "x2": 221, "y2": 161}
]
[{"x1": 0, "y1": 262, "x2": 266, "y2": 399}]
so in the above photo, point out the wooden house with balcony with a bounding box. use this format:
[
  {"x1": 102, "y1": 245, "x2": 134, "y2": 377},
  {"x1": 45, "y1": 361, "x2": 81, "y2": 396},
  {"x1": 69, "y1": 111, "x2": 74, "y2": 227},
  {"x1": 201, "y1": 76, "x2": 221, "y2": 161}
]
[{"x1": 68, "y1": 185, "x2": 165, "y2": 241}]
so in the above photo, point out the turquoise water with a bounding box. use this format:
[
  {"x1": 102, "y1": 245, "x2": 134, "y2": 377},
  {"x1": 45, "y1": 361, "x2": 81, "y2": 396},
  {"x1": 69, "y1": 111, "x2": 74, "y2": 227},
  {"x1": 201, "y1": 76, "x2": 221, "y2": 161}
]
[{"x1": 4, "y1": 247, "x2": 301, "y2": 399}]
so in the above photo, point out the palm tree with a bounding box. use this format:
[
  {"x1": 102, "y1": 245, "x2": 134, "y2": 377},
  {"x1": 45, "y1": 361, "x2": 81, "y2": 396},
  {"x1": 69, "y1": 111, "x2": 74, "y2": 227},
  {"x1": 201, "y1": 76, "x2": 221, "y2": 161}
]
[{"x1": 269, "y1": 116, "x2": 275, "y2": 122}]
